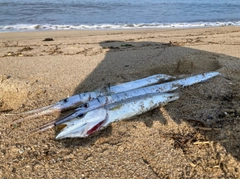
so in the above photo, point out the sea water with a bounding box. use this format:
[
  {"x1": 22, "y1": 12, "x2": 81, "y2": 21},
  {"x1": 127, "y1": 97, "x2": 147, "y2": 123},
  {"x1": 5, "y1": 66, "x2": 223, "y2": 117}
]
[{"x1": 0, "y1": 0, "x2": 240, "y2": 32}]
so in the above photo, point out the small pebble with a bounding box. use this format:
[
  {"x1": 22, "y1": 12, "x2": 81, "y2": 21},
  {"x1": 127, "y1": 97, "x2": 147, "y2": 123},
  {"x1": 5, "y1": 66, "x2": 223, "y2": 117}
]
[{"x1": 19, "y1": 149, "x2": 24, "y2": 154}]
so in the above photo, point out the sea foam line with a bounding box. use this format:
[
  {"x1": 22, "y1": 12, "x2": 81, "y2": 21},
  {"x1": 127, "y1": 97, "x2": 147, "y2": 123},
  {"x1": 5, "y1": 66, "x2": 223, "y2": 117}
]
[{"x1": 1, "y1": 21, "x2": 240, "y2": 32}]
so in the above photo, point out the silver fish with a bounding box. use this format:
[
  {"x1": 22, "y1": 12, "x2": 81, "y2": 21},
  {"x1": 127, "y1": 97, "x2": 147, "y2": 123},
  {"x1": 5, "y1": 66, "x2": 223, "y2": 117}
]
[
  {"x1": 32, "y1": 71, "x2": 221, "y2": 133},
  {"x1": 12, "y1": 74, "x2": 173, "y2": 123},
  {"x1": 56, "y1": 92, "x2": 179, "y2": 139},
  {"x1": 56, "y1": 71, "x2": 221, "y2": 125}
]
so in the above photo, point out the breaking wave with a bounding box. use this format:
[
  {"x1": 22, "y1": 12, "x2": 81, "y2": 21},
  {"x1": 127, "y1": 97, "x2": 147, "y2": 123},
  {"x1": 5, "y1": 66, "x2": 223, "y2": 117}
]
[{"x1": 1, "y1": 21, "x2": 240, "y2": 32}]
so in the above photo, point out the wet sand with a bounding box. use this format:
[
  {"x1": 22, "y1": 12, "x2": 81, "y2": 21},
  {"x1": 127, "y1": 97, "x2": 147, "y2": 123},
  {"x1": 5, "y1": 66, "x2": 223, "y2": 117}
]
[{"x1": 1, "y1": 27, "x2": 240, "y2": 178}]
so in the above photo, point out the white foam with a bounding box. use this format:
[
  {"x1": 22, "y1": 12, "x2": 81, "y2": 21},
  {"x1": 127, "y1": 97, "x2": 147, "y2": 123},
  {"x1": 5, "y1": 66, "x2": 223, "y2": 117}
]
[{"x1": 1, "y1": 21, "x2": 240, "y2": 32}]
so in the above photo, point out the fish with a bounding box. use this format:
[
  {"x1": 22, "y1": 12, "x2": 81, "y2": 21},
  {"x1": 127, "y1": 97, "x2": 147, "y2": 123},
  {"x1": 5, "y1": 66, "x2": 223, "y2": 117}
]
[
  {"x1": 55, "y1": 92, "x2": 179, "y2": 139},
  {"x1": 54, "y1": 71, "x2": 222, "y2": 126},
  {"x1": 33, "y1": 71, "x2": 221, "y2": 134},
  {"x1": 11, "y1": 74, "x2": 174, "y2": 123}
]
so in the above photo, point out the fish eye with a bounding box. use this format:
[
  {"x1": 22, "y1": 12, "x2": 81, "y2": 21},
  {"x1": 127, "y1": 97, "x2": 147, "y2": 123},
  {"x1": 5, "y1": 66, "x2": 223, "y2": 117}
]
[
  {"x1": 83, "y1": 103, "x2": 89, "y2": 108},
  {"x1": 77, "y1": 114, "x2": 84, "y2": 118},
  {"x1": 63, "y1": 98, "x2": 69, "y2": 103}
]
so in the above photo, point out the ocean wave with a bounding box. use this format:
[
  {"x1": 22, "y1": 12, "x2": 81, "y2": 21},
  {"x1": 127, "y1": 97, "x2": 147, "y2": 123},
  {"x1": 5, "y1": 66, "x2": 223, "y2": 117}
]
[{"x1": 1, "y1": 21, "x2": 240, "y2": 32}]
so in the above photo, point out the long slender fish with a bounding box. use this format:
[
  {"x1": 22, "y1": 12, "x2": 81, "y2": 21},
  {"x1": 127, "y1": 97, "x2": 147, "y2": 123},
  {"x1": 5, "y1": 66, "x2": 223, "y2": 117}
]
[
  {"x1": 12, "y1": 74, "x2": 173, "y2": 123},
  {"x1": 31, "y1": 84, "x2": 179, "y2": 134},
  {"x1": 56, "y1": 71, "x2": 221, "y2": 125},
  {"x1": 33, "y1": 71, "x2": 221, "y2": 133},
  {"x1": 55, "y1": 92, "x2": 179, "y2": 139}
]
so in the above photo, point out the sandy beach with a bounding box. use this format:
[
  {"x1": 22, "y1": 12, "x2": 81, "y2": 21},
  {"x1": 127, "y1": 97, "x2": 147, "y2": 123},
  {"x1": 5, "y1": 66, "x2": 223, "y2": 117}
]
[{"x1": 1, "y1": 26, "x2": 240, "y2": 178}]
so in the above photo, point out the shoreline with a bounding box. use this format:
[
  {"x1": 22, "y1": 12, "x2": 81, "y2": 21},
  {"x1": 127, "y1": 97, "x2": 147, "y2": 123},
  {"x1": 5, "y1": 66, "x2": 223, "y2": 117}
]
[
  {"x1": 1, "y1": 20, "x2": 240, "y2": 33},
  {"x1": 0, "y1": 25, "x2": 240, "y2": 39}
]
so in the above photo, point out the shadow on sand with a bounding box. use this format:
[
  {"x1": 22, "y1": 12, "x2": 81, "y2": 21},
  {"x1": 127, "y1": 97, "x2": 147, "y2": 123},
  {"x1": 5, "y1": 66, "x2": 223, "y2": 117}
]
[{"x1": 58, "y1": 40, "x2": 240, "y2": 164}]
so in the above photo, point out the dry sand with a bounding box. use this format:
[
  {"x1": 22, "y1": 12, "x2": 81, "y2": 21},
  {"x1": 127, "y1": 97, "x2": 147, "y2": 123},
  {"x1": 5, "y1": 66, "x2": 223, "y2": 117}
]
[{"x1": 0, "y1": 27, "x2": 240, "y2": 178}]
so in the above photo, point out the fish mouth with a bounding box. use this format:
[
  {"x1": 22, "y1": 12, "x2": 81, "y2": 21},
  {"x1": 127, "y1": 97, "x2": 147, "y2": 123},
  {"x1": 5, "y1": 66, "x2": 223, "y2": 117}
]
[
  {"x1": 55, "y1": 108, "x2": 107, "y2": 139},
  {"x1": 55, "y1": 120, "x2": 105, "y2": 139}
]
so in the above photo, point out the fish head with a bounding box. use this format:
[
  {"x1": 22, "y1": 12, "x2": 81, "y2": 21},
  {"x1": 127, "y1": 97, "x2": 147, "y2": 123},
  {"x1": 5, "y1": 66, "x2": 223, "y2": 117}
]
[
  {"x1": 55, "y1": 94, "x2": 86, "y2": 111},
  {"x1": 55, "y1": 108, "x2": 107, "y2": 139}
]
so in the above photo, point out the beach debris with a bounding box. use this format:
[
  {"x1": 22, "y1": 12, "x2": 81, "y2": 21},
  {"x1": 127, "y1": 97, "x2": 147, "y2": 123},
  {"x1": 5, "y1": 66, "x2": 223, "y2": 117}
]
[
  {"x1": 18, "y1": 46, "x2": 33, "y2": 52},
  {"x1": 9, "y1": 71, "x2": 221, "y2": 139},
  {"x1": 43, "y1": 38, "x2": 54, "y2": 41}
]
